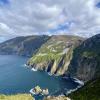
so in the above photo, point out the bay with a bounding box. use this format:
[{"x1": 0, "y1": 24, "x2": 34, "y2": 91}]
[{"x1": 0, "y1": 55, "x2": 78, "y2": 95}]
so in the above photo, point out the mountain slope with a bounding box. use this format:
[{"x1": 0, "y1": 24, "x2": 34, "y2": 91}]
[
  {"x1": 27, "y1": 35, "x2": 84, "y2": 75},
  {"x1": 67, "y1": 34, "x2": 100, "y2": 82},
  {"x1": 0, "y1": 35, "x2": 50, "y2": 57},
  {"x1": 44, "y1": 34, "x2": 100, "y2": 100},
  {"x1": 69, "y1": 78, "x2": 100, "y2": 100}
]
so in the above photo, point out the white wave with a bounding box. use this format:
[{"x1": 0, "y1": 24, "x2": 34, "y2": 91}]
[
  {"x1": 48, "y1": 72, "x2": 52, "y2": 76},
  {"x1": 63, "y1": 76, "x2": 84, "y2": 86},
  {"x1": 24, "y1": 64, "x2": 28, "y2": 67},
  {"x1": 66, "y1": 84, "x2": 82, "y2": 95},
  {"x1": 67, "y1": 88, "x2": 77, "y2": 94},
  {"x1": 62, "y1": 76, "x2": 84, "y2": 96},
  {"x1": 66, "y1": 79, "x2": 84, "y2": 95},
  {"x1": 30, "y1": 89, "x2": 36, "y2": 95},
  {"x1": 73, "y1": 78, "x2": 84, "y2": 86},
  {"x1": 31, "y1": 68, "x2": 37, "y2": 71},
  {"x1": 22, "y1": 64, "x2": 28, "y2": 68}
]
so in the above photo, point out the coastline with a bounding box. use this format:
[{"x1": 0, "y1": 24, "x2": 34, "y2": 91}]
[
  {"x1": 25, "y1": 64, "x2": 84, "y2": 97},
  {"x1": 63, "y1": 77, "x2": 84, "y2": 95}
]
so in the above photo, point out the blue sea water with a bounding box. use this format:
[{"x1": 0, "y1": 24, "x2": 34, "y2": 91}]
[{"x1": 0, "y1": 55, "x2": 79, "y2": 96}]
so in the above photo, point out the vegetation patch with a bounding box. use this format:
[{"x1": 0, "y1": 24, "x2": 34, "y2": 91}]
[
  {"x1": 82, "y1": 51, "x2": 97, "y2": 58},
  {"x1": 0, "y1": 94, "x2": 34, "y2": 100},
  {"x1": 69, "y1": 78, "x2": 100, "y2": 100}
]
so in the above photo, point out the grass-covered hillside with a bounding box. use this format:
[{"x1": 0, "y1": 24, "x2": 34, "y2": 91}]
[
  {"x1": 28, "y1": 35, "x2": 84, "y2": 75},
  {"x1": 69, "y1": 78, "x2": 100, "y2": 100},
  {"x1": 0, "y1": 94, "x2": 34, "y2": 100}
]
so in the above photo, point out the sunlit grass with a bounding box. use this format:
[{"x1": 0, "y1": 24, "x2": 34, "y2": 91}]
[{"x1": 0, "y1": 94, "x2": 34, "y2": 100}]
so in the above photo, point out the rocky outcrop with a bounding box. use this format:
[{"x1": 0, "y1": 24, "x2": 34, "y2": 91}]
[
  {"x1": 0, "y1": 35, "x2": 50, "y2": 57},
  {"x1": 30, "y1": 86, "x2": 49, "y2": 96},
  {"x1": 27, "y1": 35, "x2": 84, "y2": 75},
  {"x1": 44, "y1": 96, "x2": 71, "y2": 100}
]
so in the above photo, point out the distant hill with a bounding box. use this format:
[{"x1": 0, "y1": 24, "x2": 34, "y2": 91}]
[{"x1": 0, "y1": 35, "x2": 50, "y2": 57}]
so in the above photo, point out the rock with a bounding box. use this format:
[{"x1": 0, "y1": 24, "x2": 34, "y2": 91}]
[
  {"x1": 42, "y1": 89, "x2": 49, "y2": 95},
  {"x1": 30, "y1": 86, "x2": 49, "y2": 96},
  {"x1": 44, "y1": 96, "x2": 71, "y2": 100},
  {"x1": 33, "y1": 86, "x2": 42, "y2": 94}
]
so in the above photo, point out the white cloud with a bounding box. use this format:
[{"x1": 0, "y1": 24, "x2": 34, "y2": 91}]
[
  {"x1": 0, "y1": 0, "x2": 100, "y2": 37},
  {"x1": 0, "y1": 22, "x2": 19, "y2": 37}
]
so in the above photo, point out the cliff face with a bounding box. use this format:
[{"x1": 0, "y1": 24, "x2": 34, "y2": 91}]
[
  {"x1": 0, "y1": 35, "x2": 50, "y2": 57},
  {"x1": 67, "y1": 34, "x2": 100, "y2": 82},
  {"x1": 43, "y1": 34, "x2": 100, "y2": 100},
  {"x1": 27, "y1": 35, "x2": 84, "y2": 75}
]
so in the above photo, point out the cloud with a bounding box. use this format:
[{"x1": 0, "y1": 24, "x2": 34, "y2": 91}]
[{"x1": 0, "y1": 0, "x2": 100, "y2": 37}]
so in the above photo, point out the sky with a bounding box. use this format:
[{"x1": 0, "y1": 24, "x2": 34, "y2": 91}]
[{"x1": 0, "y1": 0, "x2": 100, "y2": 41}]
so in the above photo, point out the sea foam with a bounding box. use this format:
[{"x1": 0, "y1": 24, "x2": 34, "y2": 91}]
[{"x1": 31, "y1": 68, "x2": 37, "y2": 71}]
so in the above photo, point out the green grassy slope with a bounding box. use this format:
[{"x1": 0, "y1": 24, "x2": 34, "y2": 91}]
[
  {"x1": 0, "y1": 94, "x2": 34, "y2": 100},
  {"x1": 69, "y1": 78, "x2": 100, "y2": 100},
  {"x1": 28, "y1": 35, "x2": 83, "y2": 63},
  {"x1": 28, "y1": 35, "x2": 83, "y2": 75}
]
